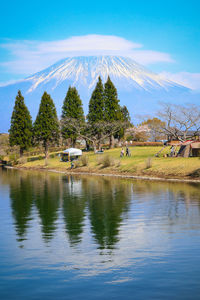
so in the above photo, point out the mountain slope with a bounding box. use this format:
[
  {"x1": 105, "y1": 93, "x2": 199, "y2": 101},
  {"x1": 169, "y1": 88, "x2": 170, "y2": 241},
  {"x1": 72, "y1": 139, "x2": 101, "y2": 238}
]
[
  {"x1": 26, "y1": 56, "x2": 183, "y2": 92},
  {"x1": 0, "y1": 55, "x2": 195, "y2": 132}
]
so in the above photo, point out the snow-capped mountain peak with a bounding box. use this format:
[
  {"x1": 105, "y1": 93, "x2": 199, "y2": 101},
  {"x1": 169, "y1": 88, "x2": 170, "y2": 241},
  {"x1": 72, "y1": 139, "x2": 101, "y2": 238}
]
[
  {"x1": 0, "y1": 55, "x2": 193, "y2": 133},
  {"x1": 26, "y1": 55, "x2": 177, "y2": 93}
]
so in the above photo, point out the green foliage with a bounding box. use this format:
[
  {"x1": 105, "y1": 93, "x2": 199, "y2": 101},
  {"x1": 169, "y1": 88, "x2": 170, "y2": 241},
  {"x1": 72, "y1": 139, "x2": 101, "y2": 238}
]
[
  {"x1": 9, "y1": 153, "x2": 20, "y2": 165},
  {"x1": 116, "y1": 105, "x2": 132, "y2": 140},
  {"x1": 104, "y1": 76, "x2": 122, "y2": 122},
  {"x1": 61, "y1": 86, "x2": 84, "y2": 144},
  {"x1": 33, "y1": 92, "x2": 59, "y2": 157},
  {"x1": 87, "y1": 76, "x2": 104, "y2": 123},
  {"x1": 9, "y1": 90, "x2": 32, "y2": 155},
  {"x1": 121, "y1": 105, "x2": 131, "y2": 123}
]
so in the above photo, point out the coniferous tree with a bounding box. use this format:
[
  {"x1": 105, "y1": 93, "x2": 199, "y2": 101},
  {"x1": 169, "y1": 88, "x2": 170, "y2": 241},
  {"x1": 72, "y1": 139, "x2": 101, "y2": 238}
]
[
  {"x1": 87, "y1": 76, "x2": 105, "y2": 149},
  {"x1": 104, "y1": 76, "x2": 121, "y2": 122},
  {"x1": 61, "y1": 86, "x2": 84, "y2": 147},
  {"x1": 121, "y1": 105, "x2": 131, "y2": 123},
  {"x1": 9, "y1": 90, "x2": 32, "y2": 157},
  {"x1": 33, "y1": 92, "x2": 59, "y2": 159},
  {"x1": 104, "y1": 76, "x2": 122, "y2": 147},
  {"x1": 116, "y1": 105, "x2": 132, "y2": 140},
  {"x1": 87, "y1": 76, "x2": 104, "y2": 123}
]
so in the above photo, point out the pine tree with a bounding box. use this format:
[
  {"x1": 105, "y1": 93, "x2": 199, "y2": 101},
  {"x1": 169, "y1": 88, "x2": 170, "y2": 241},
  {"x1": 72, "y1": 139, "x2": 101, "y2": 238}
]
[
  {"x1": 87, "y1": 76, "x2": 105, "y2": 149},
  {"x1": 104, "y1": 76, "x2": 122, "y2": 147},
  {"x1": 121, "y1": 105, "x2": 131, "y2": 123},
  {"x1": 104, "y1": 76, "x2": 121, "y2": 122},
  {"x1": 87, "y1": 76, "x2": 104, "y2": 123},
  {"x1": 117, "y1": 105, "x2": 131, "y2": 140},
  {"x1": 61, "y1": 86, "x2": 84, "y2": 147},
  {"x1": 33, "y1": 92, "x2": 59, "y2": 159},
  {"x1": 9, "y1": 90, "x2": 32, "y2": 157}
]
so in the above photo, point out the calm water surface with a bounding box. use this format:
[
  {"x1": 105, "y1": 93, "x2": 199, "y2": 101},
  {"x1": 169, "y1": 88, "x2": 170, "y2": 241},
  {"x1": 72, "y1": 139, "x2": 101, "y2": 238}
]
[{"x1": 0, "y1": 168, "x2": 200, "y2": 299}]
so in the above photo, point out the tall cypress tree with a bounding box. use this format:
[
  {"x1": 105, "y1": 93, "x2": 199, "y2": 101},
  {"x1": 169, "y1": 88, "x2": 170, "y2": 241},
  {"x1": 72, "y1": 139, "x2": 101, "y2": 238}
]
[
  {"x1": 33, "y1": 92, "x2": 59, "y2": 159},
  {"x1": 117, "y1": 105, "x2": 131, "y2": 140},
  {"x1": 9, "y1": 90, "x2": 32, "y2": 157},
  {"x1": 87, "y1": 76, "x2": 104, "y2": 123},
  {"x1": 104, "y1": 76, "x2": 121, "y2": 122},
  {"x1": 61, "y1": 86, "x2": 84, "y2": 147},
  {"x1": 104, "y1": 77, "x2": 122, "y2": 147}
]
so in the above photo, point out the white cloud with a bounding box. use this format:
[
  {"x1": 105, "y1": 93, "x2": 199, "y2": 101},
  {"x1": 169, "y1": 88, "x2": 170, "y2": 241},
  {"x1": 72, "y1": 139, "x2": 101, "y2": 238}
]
[
  {"x1": 0, "y1": 34, "x2": 174, "y2": 76},
  {"x1": 0, "y1": 79, "x2": 23, "y2": 87},
  {"x1": 160, "y1": 71, "x2": 200, "y2": 90}
]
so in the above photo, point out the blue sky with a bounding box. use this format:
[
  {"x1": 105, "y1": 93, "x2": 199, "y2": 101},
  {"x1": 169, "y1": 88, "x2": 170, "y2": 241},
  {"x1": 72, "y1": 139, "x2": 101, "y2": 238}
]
[{"x1": 0, "y1": 0, "x2": 200, "y2": 89}]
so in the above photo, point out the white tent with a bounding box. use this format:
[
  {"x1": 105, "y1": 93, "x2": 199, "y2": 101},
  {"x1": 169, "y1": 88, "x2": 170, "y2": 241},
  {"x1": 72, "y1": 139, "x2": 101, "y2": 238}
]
[{"x1": 63, "y1": 148, "x2": 82, "y2": 156}]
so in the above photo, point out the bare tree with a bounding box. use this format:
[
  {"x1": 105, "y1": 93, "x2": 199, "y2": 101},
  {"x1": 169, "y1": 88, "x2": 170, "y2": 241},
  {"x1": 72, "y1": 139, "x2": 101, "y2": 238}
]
[
  {"x1": 61, "y1": 117, "x2": 127, "y2": 152},
  {"x1": 158, "y1": 103, "x2": 200, "y2": 141}
]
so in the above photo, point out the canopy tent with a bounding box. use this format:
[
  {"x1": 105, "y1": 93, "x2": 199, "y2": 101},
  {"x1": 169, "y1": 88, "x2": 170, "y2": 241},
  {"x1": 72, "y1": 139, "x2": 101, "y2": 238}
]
[
  {"x1": 61, "y1": 148, "x2": 82, "y2": 162},
  {"x1": 63, "y1": 148, "x2": 82, "y2": 156}
]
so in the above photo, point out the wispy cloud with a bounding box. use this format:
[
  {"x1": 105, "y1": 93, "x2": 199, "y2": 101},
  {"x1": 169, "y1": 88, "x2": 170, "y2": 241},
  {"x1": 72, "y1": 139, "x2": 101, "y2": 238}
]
[
  {"x1": 0, "y1": 34, "x2": 174, "y2": 76},
  {"x1": 160, "y1": 71, "x2": 200, "y2": 90},
  {"x1": 0, "y1": 79, "x2": 23, "y2": 87}
]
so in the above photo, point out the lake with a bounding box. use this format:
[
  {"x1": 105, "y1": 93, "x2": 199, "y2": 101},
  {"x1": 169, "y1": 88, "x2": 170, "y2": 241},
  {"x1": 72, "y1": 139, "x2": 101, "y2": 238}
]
[{"x1": 0, "y1": 168, "x2": 200, "y2": 299}]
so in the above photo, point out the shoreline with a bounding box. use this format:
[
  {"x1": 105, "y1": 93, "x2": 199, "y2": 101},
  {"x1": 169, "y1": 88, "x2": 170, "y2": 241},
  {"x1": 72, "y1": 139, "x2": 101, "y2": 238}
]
[{"x1": 5, "y1": 166, "x2": 200, "y2": 184}]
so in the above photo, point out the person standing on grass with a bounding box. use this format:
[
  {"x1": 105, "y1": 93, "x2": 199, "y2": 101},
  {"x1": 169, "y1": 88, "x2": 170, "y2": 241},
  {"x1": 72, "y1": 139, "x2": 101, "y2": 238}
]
[
  {"x1": 126, "y1": 146, "x2": 129, "y2": 156},
  {"x1": 126, "y1": 146, "x2": 131, "y2": 157},
  {"x1": 120, "y1": 148, "x2": 124, "y2": 157}
]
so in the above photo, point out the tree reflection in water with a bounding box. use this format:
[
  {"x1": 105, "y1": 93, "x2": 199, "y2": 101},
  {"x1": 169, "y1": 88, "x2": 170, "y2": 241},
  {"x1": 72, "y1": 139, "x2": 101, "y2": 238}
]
[
  {"x1": 9, "y1": 171, "x2": 33, "y2": 242},
  {"x1": 4, "y1": 168, "x2": 200, "y2": 249},
  {"x1": 33, "y1": 174, "x2": 60, "y2": 242},
  {"x1": 62, "y1": 176, "x2": 86, "y2": 246}
]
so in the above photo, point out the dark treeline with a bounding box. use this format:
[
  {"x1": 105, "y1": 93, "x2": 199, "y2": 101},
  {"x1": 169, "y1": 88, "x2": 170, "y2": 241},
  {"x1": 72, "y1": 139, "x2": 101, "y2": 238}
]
[{"x1": 9, "y1": 76, "x2": 131, "y2": 157}]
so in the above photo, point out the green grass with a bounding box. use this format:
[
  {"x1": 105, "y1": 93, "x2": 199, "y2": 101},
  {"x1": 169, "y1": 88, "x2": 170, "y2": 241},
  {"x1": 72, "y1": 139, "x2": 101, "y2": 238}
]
[{"x1": 20, "y1": 146, "x2": 200, "y2": 179}]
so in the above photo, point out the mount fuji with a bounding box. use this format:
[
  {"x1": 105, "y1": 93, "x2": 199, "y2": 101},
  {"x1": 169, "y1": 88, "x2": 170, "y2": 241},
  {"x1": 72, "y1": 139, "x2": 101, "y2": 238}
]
[{"x1": 0, "y1": 55, "x2": 196, "y2": 132}]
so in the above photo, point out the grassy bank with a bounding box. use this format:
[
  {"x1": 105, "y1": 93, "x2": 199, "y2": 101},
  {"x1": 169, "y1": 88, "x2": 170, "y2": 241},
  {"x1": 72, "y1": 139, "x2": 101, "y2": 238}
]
[{"x1": 17, "y1": 146, "x2": 200, "y2": 180}]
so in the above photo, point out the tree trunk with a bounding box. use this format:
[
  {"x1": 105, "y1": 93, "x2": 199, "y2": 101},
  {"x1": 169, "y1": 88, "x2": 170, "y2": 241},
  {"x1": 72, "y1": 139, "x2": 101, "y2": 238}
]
[
  {"x1": 109, "y1": 135, "x2": 115, "y2": 149},
  {"x1": 72, "y1": 137, "x2": 76, "y2": 148},
  {"x1": 93, "y1": 142, "x2": 97, "y2": 153},
  {"x1": 20, "y1": 148, "x2": 24, "y2": 157},
  {"x1": 86, "y1": 140, "x2": 90, "y2": 151},
  {"x1": 44, "y1": 143, "x2": 49, "y2": 166},
  {"x1": 97, "y1": 133, "x2": 101, "y2": 150}
]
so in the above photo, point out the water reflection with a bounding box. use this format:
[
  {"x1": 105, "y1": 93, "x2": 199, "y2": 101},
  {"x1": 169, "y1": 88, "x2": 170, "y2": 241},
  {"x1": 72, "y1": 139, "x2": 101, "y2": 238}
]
[
  {"x1": 1, "y1": 168, "x2": 200, "y2": 249},
  {"x1": 82, "y1": 178, "x2": 131, "y2": 249},
  {"x1": 62, "y1": 176, "x2": 86, "y2": 245},
  {"x1": 33, "y1": 174, "x2": 60, "y2": 242},
  {"x1": 9, "y1": 172, "x2": 33, "y2": 241}
]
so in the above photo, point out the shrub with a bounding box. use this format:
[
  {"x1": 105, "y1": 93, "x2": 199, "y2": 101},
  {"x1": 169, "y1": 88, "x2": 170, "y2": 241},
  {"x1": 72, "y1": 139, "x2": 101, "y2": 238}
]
[
  {"x1": 27, "y1": 155, "x2": 44, "y2": 162},
  {"x1": 18, "y1": 157, "x2": 27, "y2": 164},
  {"x1": 101, "y1": 155, "x2": 114, "y2": 168},
  {"x1": 9, "y1": 153, "x2": 19, "y2": 165},
  {"x1": 146, "y1": 157, "x2": 152, "y2": 169},
  {"x1": 0, "y1": 155, "x2": 4, "y2": 161},
  {"x1": 189, "y1": 168, "x2": 200, "y2": 178},
  {"x1": 115, "y1": 159, "x2": 121, "y2": 167},
  {"x1": 75, "y1": 161, "x2": 81, "y2": 168},
  {"x1": 96, "y1": 156, "x2": 103, "y2": 165},
  {"x1": 81, "y1": 155, "x2": 89, "y2": 166}
]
